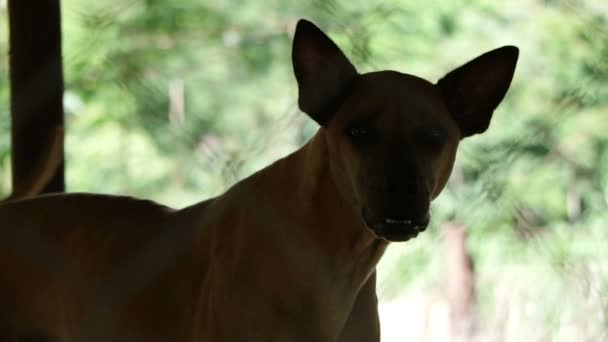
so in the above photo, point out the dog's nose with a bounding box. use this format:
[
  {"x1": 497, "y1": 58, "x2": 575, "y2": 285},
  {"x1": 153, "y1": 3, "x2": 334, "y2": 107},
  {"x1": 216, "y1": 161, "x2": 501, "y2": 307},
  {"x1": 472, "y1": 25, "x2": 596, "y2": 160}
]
[{"x1": 386, "y1": 180, "x2": 418, "y2": 196}]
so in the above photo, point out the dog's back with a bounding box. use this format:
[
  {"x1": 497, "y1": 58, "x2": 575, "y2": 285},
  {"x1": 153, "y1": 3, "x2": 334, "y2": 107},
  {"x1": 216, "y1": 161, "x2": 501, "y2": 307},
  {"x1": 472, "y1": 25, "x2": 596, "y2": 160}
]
[{"x1": 0, "y1": 194, "x2": 211, "y2": 341}]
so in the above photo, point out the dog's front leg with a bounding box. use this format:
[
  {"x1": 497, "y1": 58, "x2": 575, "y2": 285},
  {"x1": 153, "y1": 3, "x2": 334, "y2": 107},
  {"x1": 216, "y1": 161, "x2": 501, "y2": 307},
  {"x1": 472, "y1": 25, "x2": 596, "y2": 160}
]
[{"x1": 337, "y1": 271, "x2": 380, "y2": 342}]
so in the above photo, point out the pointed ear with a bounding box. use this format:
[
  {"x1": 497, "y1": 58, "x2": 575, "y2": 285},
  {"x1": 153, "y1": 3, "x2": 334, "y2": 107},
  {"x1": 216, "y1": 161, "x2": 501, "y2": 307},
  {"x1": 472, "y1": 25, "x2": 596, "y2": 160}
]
[
  {"x1": 292, "y1": 19, "x2": 358, "y2": 126},
  {"x1": 437, "y1": 46, "x2": 519, "y2": 138}
]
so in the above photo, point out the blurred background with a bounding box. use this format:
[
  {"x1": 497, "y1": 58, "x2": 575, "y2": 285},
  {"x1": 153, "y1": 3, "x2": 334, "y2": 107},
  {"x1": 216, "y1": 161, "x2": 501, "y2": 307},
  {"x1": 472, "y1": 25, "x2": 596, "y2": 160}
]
[{"x1": 0, "y1": 0, "x2": 606, "y2": 340}]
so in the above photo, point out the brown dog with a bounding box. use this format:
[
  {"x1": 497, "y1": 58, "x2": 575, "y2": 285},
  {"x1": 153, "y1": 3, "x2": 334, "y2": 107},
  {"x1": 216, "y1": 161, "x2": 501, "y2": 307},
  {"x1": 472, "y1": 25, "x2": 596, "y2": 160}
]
[{"x1": 0, "y1": 20, "x2": 518, "y2": 342}]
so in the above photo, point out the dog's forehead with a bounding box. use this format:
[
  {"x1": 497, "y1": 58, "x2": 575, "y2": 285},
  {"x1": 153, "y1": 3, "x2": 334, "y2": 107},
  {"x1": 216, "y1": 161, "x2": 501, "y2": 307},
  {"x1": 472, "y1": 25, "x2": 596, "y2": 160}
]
[
  {"x1": 355, "y1": 71, "x2": 441, "y2": 107},
  {"x1": 337, "y1": 71, "x2": 452, "y2": 127}
]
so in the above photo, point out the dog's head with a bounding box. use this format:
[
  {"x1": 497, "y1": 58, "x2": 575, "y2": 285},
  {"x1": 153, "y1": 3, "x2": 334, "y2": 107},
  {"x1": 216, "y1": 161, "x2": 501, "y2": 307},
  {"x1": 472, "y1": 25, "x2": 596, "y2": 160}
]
[{"x1": 292, "y1": 20, "x2": 518, "y2": 242}]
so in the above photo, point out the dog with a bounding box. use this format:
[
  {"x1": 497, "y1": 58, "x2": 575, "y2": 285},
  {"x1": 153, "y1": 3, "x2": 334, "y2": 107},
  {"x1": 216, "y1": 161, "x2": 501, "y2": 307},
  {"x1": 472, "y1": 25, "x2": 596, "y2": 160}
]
[{"x1": 0, "y1": 19, "x2": 518, "y2": 342}]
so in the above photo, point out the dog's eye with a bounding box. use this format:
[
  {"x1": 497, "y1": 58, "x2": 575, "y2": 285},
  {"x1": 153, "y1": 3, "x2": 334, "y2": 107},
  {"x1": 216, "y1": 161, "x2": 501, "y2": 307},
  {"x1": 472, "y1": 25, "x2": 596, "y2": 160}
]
[
  {"x1": 349, "y1": 126, "x2": 368, "y2": 137},
  {"x1": 346, "y1": 124, "x2": 374, "y2": 143},
  {"x1": 419, "y1": 130, "x2": 445, "y2": 148}
]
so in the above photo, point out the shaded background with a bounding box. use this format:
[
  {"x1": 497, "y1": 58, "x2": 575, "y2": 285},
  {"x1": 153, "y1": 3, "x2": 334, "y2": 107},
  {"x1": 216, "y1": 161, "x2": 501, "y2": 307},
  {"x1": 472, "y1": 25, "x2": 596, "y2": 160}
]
[{"x1": 0, "y1": 0, "x2": 607, "y2": 340}]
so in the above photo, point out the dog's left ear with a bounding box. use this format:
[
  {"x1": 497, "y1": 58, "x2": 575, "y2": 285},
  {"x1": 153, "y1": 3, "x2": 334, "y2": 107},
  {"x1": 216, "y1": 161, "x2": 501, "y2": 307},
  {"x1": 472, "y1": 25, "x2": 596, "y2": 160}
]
[
  {"x1": 437, "y1": 46, "x2": 519, "y2": 138},
  {"x1": 292, "y1": 19, "x2": 358, "y2": 126}
]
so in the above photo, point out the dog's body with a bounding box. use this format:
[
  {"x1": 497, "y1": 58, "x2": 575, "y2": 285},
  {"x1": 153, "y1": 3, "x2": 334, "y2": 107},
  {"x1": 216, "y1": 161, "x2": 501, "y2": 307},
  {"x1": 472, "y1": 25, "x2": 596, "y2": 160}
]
[
  {"x1": 1, "y1": 135, "x2": 383, "y2": 342},
  {"x1": 0, "y1": 20, "x2": 518, "y2": 341}
]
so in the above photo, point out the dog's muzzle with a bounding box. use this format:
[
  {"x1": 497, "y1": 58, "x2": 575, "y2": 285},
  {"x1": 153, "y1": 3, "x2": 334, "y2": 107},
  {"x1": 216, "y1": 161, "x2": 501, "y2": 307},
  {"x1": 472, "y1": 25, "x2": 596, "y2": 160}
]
[{"x1": 363, "y1": 211, "x2": 430, "y2": 242}]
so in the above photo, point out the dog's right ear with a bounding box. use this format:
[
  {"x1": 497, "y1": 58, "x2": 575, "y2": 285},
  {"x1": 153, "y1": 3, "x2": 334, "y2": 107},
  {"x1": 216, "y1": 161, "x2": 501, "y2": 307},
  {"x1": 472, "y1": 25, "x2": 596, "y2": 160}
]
[
  {"x1": 437, "y1": 46, "x2": 519, "y2": 138},
  {"x1": 292, "y1": 19, "x2": 358, "y2": 126}
]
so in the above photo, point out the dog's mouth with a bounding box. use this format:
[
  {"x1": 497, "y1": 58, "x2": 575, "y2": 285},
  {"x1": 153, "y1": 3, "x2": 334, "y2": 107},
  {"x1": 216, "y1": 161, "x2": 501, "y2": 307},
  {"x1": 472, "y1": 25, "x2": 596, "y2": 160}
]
[{"x1": 363, "y1": 212, "x2": 430, "y2": 242}]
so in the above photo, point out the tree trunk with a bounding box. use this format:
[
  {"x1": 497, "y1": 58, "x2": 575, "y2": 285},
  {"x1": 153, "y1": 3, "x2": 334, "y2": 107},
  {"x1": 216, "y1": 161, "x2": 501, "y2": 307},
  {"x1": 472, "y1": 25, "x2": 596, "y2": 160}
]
[
  {"x1": 8, "y1": 0, "x2": 65, "y2": 195},
  {"x1": 443, "y1": 222, "x2": 477, "y2": 341}
]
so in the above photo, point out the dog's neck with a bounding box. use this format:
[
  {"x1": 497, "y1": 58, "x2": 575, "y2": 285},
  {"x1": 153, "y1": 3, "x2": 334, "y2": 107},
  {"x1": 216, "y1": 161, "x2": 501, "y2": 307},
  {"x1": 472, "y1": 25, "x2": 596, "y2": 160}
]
[
  {"x1": 259, "y1": 129, "x2": 387, "y2": 284},
  {"x1": 188, "y1": 130, "x2": 387, "y2": 340},
  {"x1": 305, "y1": 129, "x2": 387, "y2": 270}
]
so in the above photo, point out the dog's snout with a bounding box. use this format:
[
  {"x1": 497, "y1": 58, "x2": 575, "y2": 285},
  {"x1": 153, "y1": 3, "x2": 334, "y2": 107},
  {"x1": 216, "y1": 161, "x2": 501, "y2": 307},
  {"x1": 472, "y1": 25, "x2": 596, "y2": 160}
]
[
  {"x1": 405, "y1": 182, "x2": 418, "y2": 196},
  {"x1": 386, "y1": 180, "x2": 418, "y2": 196}
]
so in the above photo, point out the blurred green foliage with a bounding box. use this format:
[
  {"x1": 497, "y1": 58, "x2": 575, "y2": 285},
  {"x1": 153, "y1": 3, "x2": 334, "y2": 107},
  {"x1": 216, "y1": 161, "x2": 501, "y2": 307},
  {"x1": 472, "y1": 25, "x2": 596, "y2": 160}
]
[{"x1": 0, "y1": 0, "x2": 606, "y2": 340}]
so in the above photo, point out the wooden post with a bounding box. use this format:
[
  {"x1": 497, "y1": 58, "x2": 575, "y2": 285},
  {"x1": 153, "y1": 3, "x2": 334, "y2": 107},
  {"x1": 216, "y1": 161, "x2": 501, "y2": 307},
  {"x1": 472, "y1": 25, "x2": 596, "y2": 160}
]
[{"x1": 8, "y1": 0, "x2": 65, "y2": 195}]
